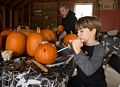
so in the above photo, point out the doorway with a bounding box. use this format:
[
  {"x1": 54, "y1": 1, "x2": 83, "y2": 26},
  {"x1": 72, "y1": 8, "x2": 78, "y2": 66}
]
[{"x1": 74, "y1": 3, "x2": 93, "y2": 19}]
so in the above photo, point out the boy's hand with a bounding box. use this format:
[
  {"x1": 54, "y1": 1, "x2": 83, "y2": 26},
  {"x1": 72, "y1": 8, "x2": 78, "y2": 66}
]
[{"x1": 71, "y1": 38, "x2": 83, "y2": 54}]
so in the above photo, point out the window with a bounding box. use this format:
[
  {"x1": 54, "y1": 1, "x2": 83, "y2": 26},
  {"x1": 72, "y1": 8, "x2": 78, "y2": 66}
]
[{"x1": 74, "y1": 3, "x2": 93, "y2": 19}]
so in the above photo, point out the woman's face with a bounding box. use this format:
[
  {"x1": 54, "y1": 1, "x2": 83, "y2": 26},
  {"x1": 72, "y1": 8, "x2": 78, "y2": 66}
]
[
  {"x1": 59, "y1": 7, "x2": 68, "y2": 18},
  {"x1": 77, "y1": 28, "x2": 92, "y2": 43}
]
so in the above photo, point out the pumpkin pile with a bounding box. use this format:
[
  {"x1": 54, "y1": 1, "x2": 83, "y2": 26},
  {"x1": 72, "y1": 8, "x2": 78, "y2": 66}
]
[{"x1": 0, "y1": 27, "x2": 59, "y2": 65}]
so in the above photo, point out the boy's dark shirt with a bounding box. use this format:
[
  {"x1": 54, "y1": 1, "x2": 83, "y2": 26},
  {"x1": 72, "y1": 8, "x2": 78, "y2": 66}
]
[{"x1": 73, "y1": 43, "x2": 107, "y2": 86}]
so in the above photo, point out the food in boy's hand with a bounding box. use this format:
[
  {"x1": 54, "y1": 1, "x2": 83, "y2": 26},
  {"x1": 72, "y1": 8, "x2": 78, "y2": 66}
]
[{"x1": 63, "y1": 34, "x2": 77, "y2": 46}]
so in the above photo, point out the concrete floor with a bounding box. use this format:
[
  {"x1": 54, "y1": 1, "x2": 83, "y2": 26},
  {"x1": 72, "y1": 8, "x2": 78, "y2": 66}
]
[{"x1": 104, "y1": 65, "x2": 120, "y2": 87}]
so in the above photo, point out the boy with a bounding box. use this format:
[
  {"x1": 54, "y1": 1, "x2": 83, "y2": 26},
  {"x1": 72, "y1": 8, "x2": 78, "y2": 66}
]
[{"x1": 67, "y1": 16, "x2": 107, "y2": 87}]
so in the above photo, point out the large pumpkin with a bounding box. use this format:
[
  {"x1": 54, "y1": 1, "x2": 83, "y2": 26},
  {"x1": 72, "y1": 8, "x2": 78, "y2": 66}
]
[
  {"x1": 40, "y1": 29, "x2": 57, "y2": 42},
  {"x1": 5, "y1": 31, "x2": 27, "y2": 56},
  {"x1": 63, "y1": 34, "x2": 77, "y2": 46},
  {"x1": 27, "y1": 33, "x2": 43, "y2": 57},
  {"x1": 35, "y1": 43, "x2": 58, "y2": 64}
]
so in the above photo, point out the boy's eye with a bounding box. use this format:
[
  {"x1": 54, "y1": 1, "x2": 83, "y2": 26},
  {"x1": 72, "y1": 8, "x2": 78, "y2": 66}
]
[
  {"x1": 80, "y1": 30, "x2": 83, "y2": 32},
  {"x1": 78, "y1": 30, "x2": 83, "y2": 33}
]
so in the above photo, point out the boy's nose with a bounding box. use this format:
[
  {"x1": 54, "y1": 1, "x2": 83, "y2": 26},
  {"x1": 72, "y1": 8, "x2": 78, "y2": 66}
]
[{"x1": 77, "y1": 33, "x2": 81, "y2": 37}]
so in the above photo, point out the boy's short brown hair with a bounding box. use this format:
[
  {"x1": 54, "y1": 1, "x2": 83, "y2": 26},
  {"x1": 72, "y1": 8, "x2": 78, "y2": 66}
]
[{"x1": 75, "y1": 16, "x2": 102, "y2": 35}]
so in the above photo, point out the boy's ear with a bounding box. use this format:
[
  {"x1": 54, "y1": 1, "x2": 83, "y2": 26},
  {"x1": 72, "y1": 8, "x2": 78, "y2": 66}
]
[
  {"x1": 92, "y1": 28, "x2": 96, "y2": 35},
  {"x1": 66, "y1": 9, "x2": 69, "y2": 12}
]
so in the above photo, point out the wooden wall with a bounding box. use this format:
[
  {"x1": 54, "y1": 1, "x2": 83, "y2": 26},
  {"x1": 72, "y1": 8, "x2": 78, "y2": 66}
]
[
  {"x1": 0, "y1": 0, "x2": 100, "y2": 30},
  {"x1": 100, "y1": 9, "x2": 120, "y2": 32},
  {"x1": 0, "y1": 0, "x2": 30, "y2": 30},
  {"x1": 0, "y1": 0, "x2": 119, "y2": 32},
  {"x1": 99, "y1": 0, "x2": 120, "y2": 32},
  {"x1": 30, "y1": 0, "x2": 100, "y2": 29},
  {"x1": 0, "y1": 5, "x2": 3, "y2": 32}
]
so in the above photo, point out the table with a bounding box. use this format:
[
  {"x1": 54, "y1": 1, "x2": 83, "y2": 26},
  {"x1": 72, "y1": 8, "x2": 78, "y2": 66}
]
[{"x1": 0, "y1": 55, "x2": 75, "y2": 87}]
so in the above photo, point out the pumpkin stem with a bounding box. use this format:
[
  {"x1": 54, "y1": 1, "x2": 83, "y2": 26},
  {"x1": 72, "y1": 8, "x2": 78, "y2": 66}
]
[
  {"x1": 16, "y1": 26, "x2": 21, "y2": 32},
  {"x1": 37, "y1": 27, "x2": 41, "y2": 33},
  {"x1": 70, "y1": 31, "x2": 73, "y2": 34}
]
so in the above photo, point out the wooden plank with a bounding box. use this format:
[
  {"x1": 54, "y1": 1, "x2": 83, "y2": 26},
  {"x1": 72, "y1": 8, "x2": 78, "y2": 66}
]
[
  {"x1": 28, "y1": 0, "x2": 31, "y2": 26},
  {"x1": 14, "y1": 10, "x2": 18, "y2": 28},
  {"x1": 2, "y1": 7, "x2": 5, "y2": 28},
  {"x1": 21, "y1": 8, "x2": 24, "y2": 25},
  {"x1": 10, "y1": 0, "x2": 23, "y2": 8},
  {"x1": 16, "y1": 0, "x2": 29, "y2": 9},
  {"x1": 3, "y1": 0, "x2": 12, "y2": 5},
  {"x1": 10, "y1": 9, "x2": 12, "y2": 27}
]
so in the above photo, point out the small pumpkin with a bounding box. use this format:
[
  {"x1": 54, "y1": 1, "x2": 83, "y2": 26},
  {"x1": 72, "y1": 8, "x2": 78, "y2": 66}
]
[
  {"x1": 63, "y1": 34, "x2": 77, "y2": 46},
  {"x1": 40, "y1": 29, "x2": 57, "y2": 42},
  {"x1": 27, "y1": 33, "x2": 43, "y2": 57},
  {"x1": 57, "y1": 25, "x2": 64, "y2": 33},
  {"x1": 35, "y1": 43, "x2": 58, "y2": 64},
  {"x1": 5, "y1": 31, "x2": 27, "y2": 56},
  {"x1": 1, "y1": 28, "x2": 13, "y2": 37},
  {"x1": 20, "y1": 29, "x2": 33, "y2": 37},
  {"x1": 0, "y1": 29, "x2": 13, "y2": 50}
]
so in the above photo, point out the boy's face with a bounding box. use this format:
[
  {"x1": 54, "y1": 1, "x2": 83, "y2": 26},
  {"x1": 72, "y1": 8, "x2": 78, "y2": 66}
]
[
  {"x1": 59, "y1": 7, "x2": 69, "y2": 18},
  {"x1": 77, "y1": 28, "x2": 95, "y2": 43}
]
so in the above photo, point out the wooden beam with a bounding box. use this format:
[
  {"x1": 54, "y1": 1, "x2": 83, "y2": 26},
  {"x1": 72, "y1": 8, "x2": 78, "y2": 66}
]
[
  {"x1": 0, "y1": 1, "x2": 3, "y2": 6},
  {"x1": 21, "y1": 8, "x2": 24, "y2": 25},
  {"x1": 2, "y1": 7, "x2": 5, "y2": 28},
  {"x1": 3, "y1": 0, "x2": 12, "y2": 5},
  {"x1": 16, "y1": 0, "x2": 29, "y2": 9},
  {"x1": 14, "y1": 10, "x2": 18, "y2": 28},
  {"x1": 10, "y1": 0, "x2": 23, "y2": 8},
  {"x1": 28, "y1": 0, "x2": 31, "y2": 26},
  {"x1": 10, "y1": 9, "x2": 12, "y2": 27}
]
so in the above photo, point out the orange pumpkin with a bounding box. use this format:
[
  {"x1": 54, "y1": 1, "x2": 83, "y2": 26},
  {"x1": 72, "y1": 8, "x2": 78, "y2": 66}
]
[
  {"x1": 35, "y1": 43, "x2": 58, "y2": 64},
  {"x1": 40, "y1": 29, "x2": 57, "y2": 42},
  {"x1": 63, "y1": 34, "x2": 77, "y2": 46},
  {"x1": 0, "y1": 28, "x2": 13, "y2": 49},
  {"x1": 5, "y1": 31, "x2": 27, "y2": 56},
  {"x1": 20, "y1": 29, "x2": 35, "y2": 37},
  {"x1": 57, "y1": 25, "x2": 64, "y2": 33},
  {"x1": 27, "y1": 33, "x2": 43, "y2": 57},
  {"x1": 1, "y1": 28, "x2": 13, "y2": 37}
]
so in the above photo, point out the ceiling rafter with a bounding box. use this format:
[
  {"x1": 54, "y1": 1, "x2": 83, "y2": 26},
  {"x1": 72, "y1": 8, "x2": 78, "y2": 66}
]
[
  {"x1": 16, "y1": 0, "x2": 29, "y2": 9},
  {"x1": 10, "y1": 0, "x2": 24, "y2": 8},
  {"x1": 3, "y1": 0, "x2": 12, "y2": 5}
]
